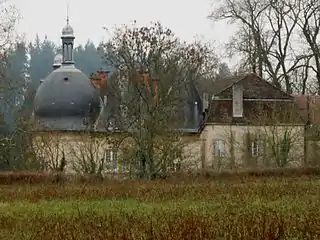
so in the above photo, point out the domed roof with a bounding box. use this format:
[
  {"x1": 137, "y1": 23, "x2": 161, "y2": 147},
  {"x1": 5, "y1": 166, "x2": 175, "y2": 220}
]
[
  {"x1": 53, "y1": 54, "x2": 63, "y2": 67},
  {"x1": 62, "y1": 23, "x2": 74, "y2": 38},
  {"x1": 33, "y1": 65, "x2": 102, "y2": 131}
]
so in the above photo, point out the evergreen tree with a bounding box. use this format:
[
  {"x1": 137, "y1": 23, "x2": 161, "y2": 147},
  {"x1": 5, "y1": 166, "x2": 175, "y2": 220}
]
[
  {"x1": 1, "y1": 41, "x2": 29, "y2": 129},
  {"x1": 28, "y1": 35, "x2": 41, "y2": 88},
  {"x1": 74, "y1": 39, "x2": 105, "y2": 76},
  {"x1": 28, "y1": 35, "x2": 56, "y2": 89}
]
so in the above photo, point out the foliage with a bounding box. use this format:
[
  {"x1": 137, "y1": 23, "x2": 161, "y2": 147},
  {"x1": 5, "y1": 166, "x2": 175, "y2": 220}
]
[
  {"x1": 73, "y1": 40, "x2": 106, "y2": 76},
  {"x1": 32, "y1": 133, "x2": 67, "y2": 172},
  {"x1": 69, "y1": 133, "x2": 107, "y2": 175},
  {"x1": 28, "y1": 35, "x2": 53, "y2": 89},
  {"x1": 100, "y1": 22, "x2": 214, "y2": 179},
  {"x1": 0, "y1": 1, "x2": 20, "y2": 52}
]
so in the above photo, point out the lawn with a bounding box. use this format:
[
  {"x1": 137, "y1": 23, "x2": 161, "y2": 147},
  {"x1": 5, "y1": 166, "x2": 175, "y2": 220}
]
[{"x1": 0, "y1": 174, "x2": 320, "y2": 239}]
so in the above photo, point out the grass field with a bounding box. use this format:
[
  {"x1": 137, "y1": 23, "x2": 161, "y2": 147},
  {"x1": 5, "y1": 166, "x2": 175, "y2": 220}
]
[{"x1": 1, "y1": 170, "x2": 320, "y2": 239}]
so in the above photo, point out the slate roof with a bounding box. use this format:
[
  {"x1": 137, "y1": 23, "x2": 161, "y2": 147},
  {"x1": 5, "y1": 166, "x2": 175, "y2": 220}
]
[
  {"x1": 208, "y1": 73, "x2": 293, "y2": 99},
  {"x1": 206, "y1": 73, "x2": 303, "y2": 125},
  {"x1": 207, "y1": 100, "x2": 304, "y2": 124},
  {"x1": 33, "y1": 65, "x2": 102, "y2": 131}
]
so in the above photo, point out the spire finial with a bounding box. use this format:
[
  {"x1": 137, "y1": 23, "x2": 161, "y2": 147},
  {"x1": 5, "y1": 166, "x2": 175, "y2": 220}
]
[{"x1": 66, "y1": 3, "x2": 69, "y2": 25}]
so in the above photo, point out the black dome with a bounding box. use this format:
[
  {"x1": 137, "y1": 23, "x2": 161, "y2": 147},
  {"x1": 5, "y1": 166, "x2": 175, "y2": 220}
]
[{"x1": 33, "y1": 65, "x2": 102, "y2": 130}]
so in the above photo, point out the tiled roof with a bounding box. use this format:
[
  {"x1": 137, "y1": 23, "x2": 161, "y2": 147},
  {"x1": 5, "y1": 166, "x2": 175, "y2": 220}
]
[
  {"x1": 210, "y1": 74, "x2": 248, "y2": 96},
  {"x1": 207, "y1": 100, "x2": 304, "y2": 124},
  {"x1": 194, "y1": 74, "x2": 248, "y2": 96}
]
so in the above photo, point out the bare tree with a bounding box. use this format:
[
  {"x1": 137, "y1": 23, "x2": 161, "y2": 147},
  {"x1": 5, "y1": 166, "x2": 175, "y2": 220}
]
[
  {"x1": 210, "y1": 0, "x2": 269, "y2": 78},
  {"x1": 0, "y1": 1, "x2": 19, "y2": 52},
  {"x1": 290, "y1": 0, "x2": 320, "y2": 93},
  {"x1": 0, "y1": 1, "x2": 21, "y2": 100},
  {"x1": 249, "y1": 103, "x2": 304, "y2": 167},
  {"x1": 32, "y1": 132, "x2": 66, "y2": 172},
  {"x1": 209, "y1": 0, "x2": 314, "y2": 93},
  {"x1": 0, "y1": 2, "x2": 34, "y2": 171},
  {"x1": 263, "y1": 0, "x2": 302, "y2": 93},
  {"x1": 101, "y1": 22, "x2": 213, "y2": 179},
  {"x1": 69, "y1": 133, "x2": 106, "y2": 175}
]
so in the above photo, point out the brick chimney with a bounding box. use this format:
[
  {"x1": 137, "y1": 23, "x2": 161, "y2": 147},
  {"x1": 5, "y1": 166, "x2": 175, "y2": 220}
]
[
  {"x1": 97, "y1": 70, "x2": 109, "y2": 90},
  {"x1": 90, "y1": 70, "x2": 109, "y2": 92},
  {"x1": 140, "y1": 72, "x2": 151, "y2": 93},
  {"x1": 138, "y1": 71, "x2": 159, "y2": 102}
]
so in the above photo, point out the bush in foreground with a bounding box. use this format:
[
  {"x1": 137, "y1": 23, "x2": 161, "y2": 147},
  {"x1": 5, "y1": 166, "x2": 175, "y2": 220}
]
[{"x1": 0, "y1": 166, "x2": 319, "y2": 184}]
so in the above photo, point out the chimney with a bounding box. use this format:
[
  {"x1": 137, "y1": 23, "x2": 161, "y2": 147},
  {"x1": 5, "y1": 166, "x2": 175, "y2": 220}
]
[
  {"x1": 97, "y1": 70, "x2": 109, "y2": 90},
  {"x1": 138, "y1": 71, "x2": 160, "y2": 102},
  {"x1": 232, "y1": 83, "x2": 243, "y2": 117},
  {"x1": 90, "y1": 70, "x2": 109, "y2": 92},
  {"x1": 141, "y1": 72, "x2": 151, "y2": 93},
  {"x1": 90, "y1": 75, "x2": 101, "y2": 89}
]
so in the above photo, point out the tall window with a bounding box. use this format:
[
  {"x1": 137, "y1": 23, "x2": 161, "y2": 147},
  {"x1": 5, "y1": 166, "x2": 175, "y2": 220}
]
[
  {"x1": 67, "y1": 44, "x2": 72, "y2": 61},
  {"x1": 105, "y1": 149, "x2": 118, "y2": 172},
  {"x1": 63, "y1": 44, "x2": 68, "y2": 62},
  {"x1": 251, "y1": 139, "x2": 264, "y2": 157},
  {"x1": 213, "y1": 139, "x2": 225, "y2": 157}
]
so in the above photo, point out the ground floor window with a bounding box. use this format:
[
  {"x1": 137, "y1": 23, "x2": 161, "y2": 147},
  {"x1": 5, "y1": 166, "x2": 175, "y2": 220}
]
[
  {"x1": 251, "y1": 139, "x2": 265, "y2": 157},
  {"x1": 213, "y1": 139, "x2": 225, "y2": 157},
  {"x1": 105, "y1": 149, "x2": 118, "y2": 172}
]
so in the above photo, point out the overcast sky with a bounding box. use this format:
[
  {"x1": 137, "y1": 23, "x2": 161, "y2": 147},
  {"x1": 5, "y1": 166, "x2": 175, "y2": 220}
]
[{"x1": 10, "y1": 0, "x2": 237, "y2": 65}]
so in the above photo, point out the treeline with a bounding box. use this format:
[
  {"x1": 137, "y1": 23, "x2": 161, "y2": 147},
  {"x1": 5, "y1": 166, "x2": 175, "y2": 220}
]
[
  {"x1": 0, "y1": 35, "x2": 112, "y2": 131},
  {"x1": 9, "y1": 35, "x2": 110, "y2": 89}
]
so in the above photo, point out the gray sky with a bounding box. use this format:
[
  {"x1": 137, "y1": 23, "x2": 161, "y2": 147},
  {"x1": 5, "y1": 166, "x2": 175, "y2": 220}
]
[{"x1": 10, "y1": 0, "x2": 237, "y2": 65}]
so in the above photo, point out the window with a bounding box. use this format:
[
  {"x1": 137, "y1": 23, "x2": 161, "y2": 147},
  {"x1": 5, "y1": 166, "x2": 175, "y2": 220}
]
[
  {"x1": 105, "y1": 149, "x2": 118, "y2": 172},
  {"x1": 68, "y1": 44, "x2": 72, "y2": 61},
  {"x1": 122, "y1": 159, "x2": 129, "y2": 173},
  {"x1": 213, "y1": 139, "x2": 225, "y2": 157},
  {"x1": 251, "y1": 139, "x2": 264, "y2": 157},
  {"x1": 172, "y1": 158, "x2": 181, "y2": 172},
  {"x1": 63, "y1": 44, "x2": 68, "y2": 61}
]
